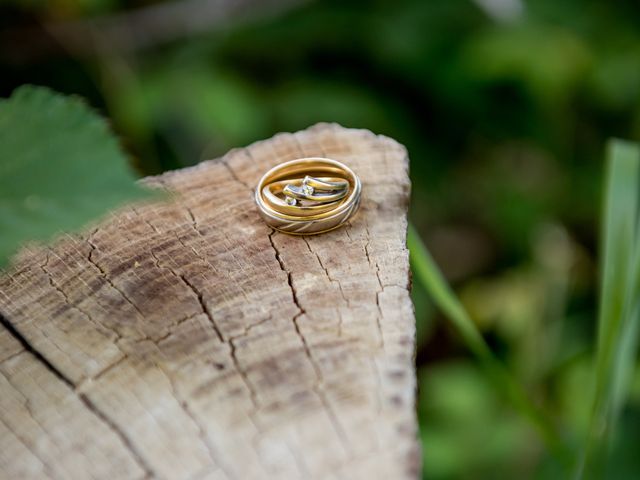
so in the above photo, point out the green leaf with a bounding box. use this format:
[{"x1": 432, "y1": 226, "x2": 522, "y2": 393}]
[
  {"x1": 407, "y1": 223, "x2": 572, "y2": 466},
  {"x1": 0, "y1": 85, "x2": 154, "y2": 268},
  {"x1": 577, "y1": 139, "x2": 640, "y2": 478}
]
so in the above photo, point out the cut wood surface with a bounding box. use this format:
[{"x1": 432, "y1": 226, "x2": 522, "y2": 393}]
[{"x1": 0, "y1": 123, "x2": 419, "y2": 480}]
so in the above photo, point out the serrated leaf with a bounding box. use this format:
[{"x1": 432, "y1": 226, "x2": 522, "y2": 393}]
[{"x1": 0, "y1": 85, "x2": 154, "y2": 268}]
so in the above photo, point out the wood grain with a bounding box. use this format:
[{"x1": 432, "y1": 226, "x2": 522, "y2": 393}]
[{"x1": 0, "y1": 123, "x2": 419, "y2": 479}]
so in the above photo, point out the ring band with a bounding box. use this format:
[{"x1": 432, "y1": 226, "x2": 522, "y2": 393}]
[
  {"x1": 262, "y1": 178, "x2": 347, "y2": 217},
  {"x1": 300, "y1": 175, "x2": 349, "y2": 192},
  {"x1": 255, "y1": 157, "x2": 362, "y2": 235},
  {"x1": 282, "y1": 183, "x2": 348, "y2": 203}
]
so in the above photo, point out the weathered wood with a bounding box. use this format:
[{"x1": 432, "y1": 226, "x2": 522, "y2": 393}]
[{"x1": 0, "y1": 123, "x2": 419, "y2": 479}]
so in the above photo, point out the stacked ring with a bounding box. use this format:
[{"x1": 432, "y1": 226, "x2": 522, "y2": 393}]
[{"x1": 255, "y1": 157, "x2": 362, "y2": 235}]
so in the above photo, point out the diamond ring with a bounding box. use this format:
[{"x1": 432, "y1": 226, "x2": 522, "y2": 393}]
[{"x1": 255, "y1": 157, "x2": 362, "y2": 235}]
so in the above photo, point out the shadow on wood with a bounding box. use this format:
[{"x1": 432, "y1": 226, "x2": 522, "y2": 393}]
[{"x1": 0, "y1": 123, "x2": 419, "y2": 479}]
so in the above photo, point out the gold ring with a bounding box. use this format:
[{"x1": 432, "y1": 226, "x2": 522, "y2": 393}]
[
  {"x1": 255, "y1": 157, "x2": 362, "y2": 235},
  {"x1": 262, "y1": 178, "x2": 347, "y2": 217}
]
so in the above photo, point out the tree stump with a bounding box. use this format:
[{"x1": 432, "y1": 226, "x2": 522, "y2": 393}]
[{"x1": 0, "y1": 123, "x2": 419, "y2": 480}]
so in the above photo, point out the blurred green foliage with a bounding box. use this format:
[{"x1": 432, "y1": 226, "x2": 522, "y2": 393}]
[
  {"x1": 410, "y1": 140, "x2": 640, "y2": 479},
  {"x1": 2, "y1": 0, "x2": 640, "y2": 477}
]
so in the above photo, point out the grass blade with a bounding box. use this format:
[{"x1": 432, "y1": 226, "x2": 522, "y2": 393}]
[
  {"x1": 407, "y1": 224, "x2": 571, "y2": 465},
  {"x1": 576, "y1": 139, "x2": 640, "y2": 478}
]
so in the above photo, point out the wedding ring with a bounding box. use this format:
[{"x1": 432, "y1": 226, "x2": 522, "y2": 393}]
[
  {"x1": 255, "y1": 157, "x2": 362, "y2": 235},
  {"x1": 282, "y1": 183, "x2": 348, "y2": 204},
  {"x1": 299, "y1": 175, "x2": 349, "y2": 192},
  {"x1": 262, "y1": 178, "x2": 347, "y2": 217}
]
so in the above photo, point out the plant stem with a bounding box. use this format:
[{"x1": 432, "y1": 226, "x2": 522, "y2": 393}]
[
  {"x1": 574, "y1": 140, "x2": 640, "y2": 479},
  {"x1": 407, "y1": 223, "x2": 572, "y2": 466}
]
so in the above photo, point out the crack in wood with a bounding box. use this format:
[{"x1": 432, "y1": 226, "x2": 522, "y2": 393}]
[
  {"x1": 146, "y1": 231, "x2": 260, "y2": 454},
  {"x1": 0, "y1": 368, "x2": 56, "y2": 479},
  {"x1": 221, "y1": 156, "x2": 253, "y2": 192},
  {"x1": 155, "y1": 362, "x2": 234, "y2": 479},
  {"x1": 41, "y1": 251, "x2": 125, "y2": 349},
  {"x1": 227, "y1": 336, "x2": 260, "y2": 409},
  {"x1": 76, "y1": 392, "x2": 155, "y2": 478},
  {"x1": 0, "y1": 312, "x2": 155, "y2": 478},
  {"x1": 179, "y1": 274, "x2": 225, "y2": 343},
  {"x1": 302, "y1": 237, "x2": 350, "y2": 307},
  {"x1": 364, "y1": 237, "x2": 386, "y2": 350},
  {"x1": 267, "y1": 228, "x2": 352, "y2": 455},
  {"x1": 146, "y1": 247, "x2": 216, "y2": 341},
  {"x1": 0, "y1": 312, "x2": 73, "y2": 388},
  {"x1": 86, "y1": 235, "x2": 146, "y2": 319},
  {"x1": 76, "y1": 354, "x2": 128, "y2": 390}
]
